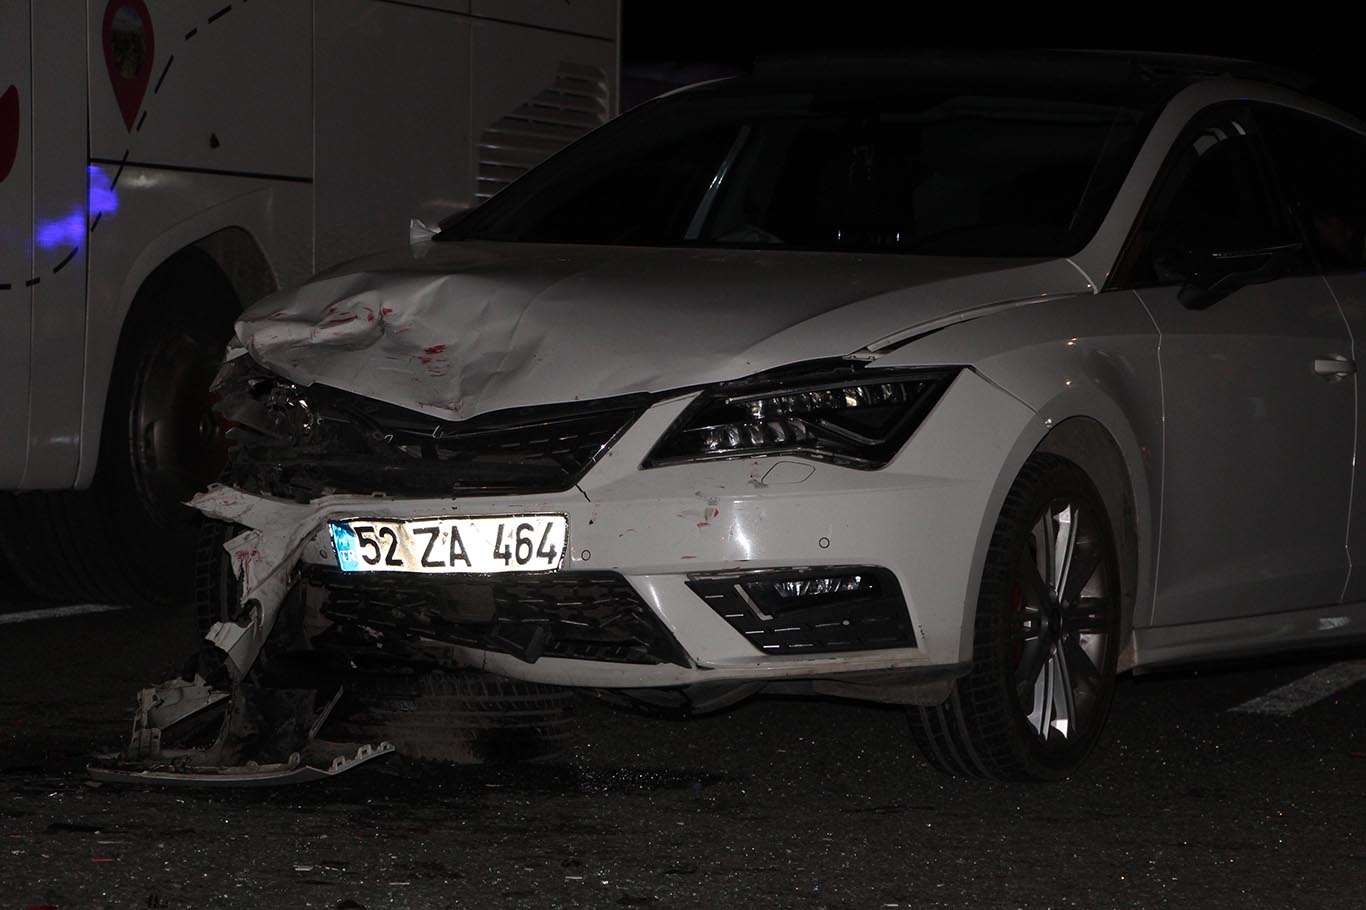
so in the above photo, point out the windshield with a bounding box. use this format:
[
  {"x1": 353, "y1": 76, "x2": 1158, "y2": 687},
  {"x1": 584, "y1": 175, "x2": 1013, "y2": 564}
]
[{"x1": 441, "y1": 81, "x2": 1155, "y2": 257}]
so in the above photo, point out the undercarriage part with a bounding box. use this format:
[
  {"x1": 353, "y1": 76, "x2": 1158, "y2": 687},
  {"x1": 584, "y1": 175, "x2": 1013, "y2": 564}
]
[
  {"x1": 594, "y1": 665, "x2": 971, "y2": 716},
  {"x1": 90, "y1": 670, "x2": 394, "y2": 787},
  {"x1": 591, "y1": 682, "x2": 767, "y2": 718},
  {"x1": 329, "y1": 670, "x2": 576, "y2": 764},
  {"x1": 212, "y1": 354, "x2": 650, "y2": 502},
  {"x1": 762, "y1": 665, "x2": 969, "y2": 706},
  {"x1": 307, "y1": 566, "x2": 693, "y2": 668}
]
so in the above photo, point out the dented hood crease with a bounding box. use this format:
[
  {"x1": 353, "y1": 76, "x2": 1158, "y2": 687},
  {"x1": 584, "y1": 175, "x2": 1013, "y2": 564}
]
[{"x1": 236, "y1": 241, "x2": 1090, "y2": 420}]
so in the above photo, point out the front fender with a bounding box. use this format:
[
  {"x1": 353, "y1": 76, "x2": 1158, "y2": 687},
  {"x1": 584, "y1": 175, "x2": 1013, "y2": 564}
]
[{"x1": 880, "y1": 289, "x2": 1162, "y2": 636}]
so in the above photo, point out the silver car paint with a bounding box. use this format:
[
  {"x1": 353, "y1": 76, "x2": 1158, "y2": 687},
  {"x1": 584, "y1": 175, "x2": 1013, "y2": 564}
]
[
  {"x1": 196, "y1": 77, "x2": 1366, "y2": 693},
  {"x1": 1137, "y1": 277, "x2": 1354, "y2": 626},
  {"x1": 236, "y1": 242, "x2": 1083, "y2": 420},
  {"x1": 197, "y1": 368, "x2": 1037, "y2": 686},
  {"x1": 883, "y1": 288, "x2": 1163, "y2": 638}
]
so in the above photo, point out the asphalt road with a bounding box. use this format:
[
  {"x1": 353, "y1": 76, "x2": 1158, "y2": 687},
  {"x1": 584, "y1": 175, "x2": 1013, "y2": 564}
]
[{"x1": 1, "y1": 600, "x2": 1363, "y2": 910}]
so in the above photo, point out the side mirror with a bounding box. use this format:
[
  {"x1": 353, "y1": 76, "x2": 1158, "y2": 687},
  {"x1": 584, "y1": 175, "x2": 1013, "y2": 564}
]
[{"x1": 1175, "y1": 241, "x2": 1303, "y2": 310}]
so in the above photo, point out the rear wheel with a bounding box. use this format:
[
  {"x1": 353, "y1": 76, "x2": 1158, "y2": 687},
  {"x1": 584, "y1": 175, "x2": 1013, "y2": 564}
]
[
  {"x1": 0, "y1": 251, "x2": 238, "y2": 606},
  {"x1": 908, "y1": 454, "x2": 1121, "y2": 781}
]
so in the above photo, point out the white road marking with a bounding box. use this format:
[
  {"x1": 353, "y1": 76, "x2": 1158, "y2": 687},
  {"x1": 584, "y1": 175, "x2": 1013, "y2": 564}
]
[
  {"x1": 1231, "y1": 660, "x2": 1366, "y2": 716},
  {"x1": 0, "y1": 603, "x2": 132, "y2": 625}
]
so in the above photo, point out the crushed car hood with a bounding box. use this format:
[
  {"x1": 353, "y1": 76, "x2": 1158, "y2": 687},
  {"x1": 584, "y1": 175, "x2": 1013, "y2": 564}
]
[{"x1": 236, "y1": 241, "x2": 1091, "y2": 420}]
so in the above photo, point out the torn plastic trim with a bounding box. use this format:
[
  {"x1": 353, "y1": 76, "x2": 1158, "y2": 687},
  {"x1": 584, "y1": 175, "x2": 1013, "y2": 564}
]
[
  {"x1": 762, "y1": 662, "x2": 971, "y2": 706},
  {"x1": 191, "y1": 484, "x2": 407, "y2": 679},
  {"x1": 141, "y1": 675, "x2": 229, "y2": 730},
  {"x1": 95, "y1": 486, "x2": 398, "y2": 787},
  {"x1": 97, "y1": 644, "x2": 395, "y2": 788},
  {"x1": 213, "y1": 354, "x2": 654, "y2": 502},
  {"x1": 89, "y1": 742, "x2": 395, "y2": 788}
]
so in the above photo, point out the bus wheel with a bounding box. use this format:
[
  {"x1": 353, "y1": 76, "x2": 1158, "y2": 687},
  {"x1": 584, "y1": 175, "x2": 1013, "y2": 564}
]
[{"x1": 0, "y1": 250, "x2": 239, "y2": 607}]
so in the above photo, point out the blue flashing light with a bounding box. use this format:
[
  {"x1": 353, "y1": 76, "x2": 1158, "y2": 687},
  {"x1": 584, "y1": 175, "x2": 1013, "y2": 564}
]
[
  {"x1": 33, "y1": 166, "x2": 120, "y2": 250},
  {"x1": 34, "y1": 210, "x2": 84, "y2": 250},
  {"x1": 88, "y1": 164, "x2": 119, "y2": 218}
]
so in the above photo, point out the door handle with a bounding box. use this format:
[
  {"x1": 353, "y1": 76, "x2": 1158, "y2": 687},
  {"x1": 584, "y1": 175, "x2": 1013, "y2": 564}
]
[{"x1": 1314, "y1": 355, "x2": 1357, "y2": 379}]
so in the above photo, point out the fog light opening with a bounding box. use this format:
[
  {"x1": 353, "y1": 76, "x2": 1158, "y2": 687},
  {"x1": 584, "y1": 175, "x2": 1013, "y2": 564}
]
[{"x1": 763, "y1": 574, "x2": 869, "y2": 600}]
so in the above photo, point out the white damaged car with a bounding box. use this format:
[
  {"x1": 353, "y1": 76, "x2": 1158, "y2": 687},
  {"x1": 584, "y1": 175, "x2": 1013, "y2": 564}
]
[{"x1": 171, "y1": 54, "x2": 1366, "y2": 782}]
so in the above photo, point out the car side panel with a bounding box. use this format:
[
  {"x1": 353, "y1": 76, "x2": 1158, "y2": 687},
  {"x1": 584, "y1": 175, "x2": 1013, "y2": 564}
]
[
  {"x1": 1138, "y1": 278, "x2": 1353, "y2": 625},
  {"x1": 1322, "y1": 273, "x2": 1366, "y2": 604},
  {"x1": 881, "y1": 290, "x2": 1163, "y2": 636}
]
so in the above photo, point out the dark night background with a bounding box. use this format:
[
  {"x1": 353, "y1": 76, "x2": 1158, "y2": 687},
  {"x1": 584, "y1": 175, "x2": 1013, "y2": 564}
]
[
  {"x1": 619, "y1": 6, "x2": 1355, "y2": 116},
  {"x1": 1, "y1": 10, "x2": 1362, "y2": 909}
]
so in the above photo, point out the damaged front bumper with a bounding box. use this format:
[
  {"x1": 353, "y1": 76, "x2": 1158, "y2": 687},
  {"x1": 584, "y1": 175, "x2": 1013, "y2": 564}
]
[
  {"x1": 99, "y1": 367, "x2": 1032, "y2": 783},
  {"x1": 210, "y1": 368, "x2": 1029, "y2": 684}
]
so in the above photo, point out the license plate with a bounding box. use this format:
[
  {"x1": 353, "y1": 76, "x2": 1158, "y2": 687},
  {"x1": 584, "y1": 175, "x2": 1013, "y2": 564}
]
[{"x1": 329, "y1": 515, "x2": 567, "y2": 574}]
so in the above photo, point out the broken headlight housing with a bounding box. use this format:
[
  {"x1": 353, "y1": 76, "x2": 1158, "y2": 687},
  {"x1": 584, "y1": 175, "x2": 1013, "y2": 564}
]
[
  {"x1": 212, "y1": 354, "x2": 650, "y2": 501},
  {"x1": 645, "y1": 365, "x2": 958, "y2": 469}
]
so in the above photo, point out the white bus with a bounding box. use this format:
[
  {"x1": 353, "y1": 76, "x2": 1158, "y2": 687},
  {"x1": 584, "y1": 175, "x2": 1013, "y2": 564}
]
[{"x1": 0, "y1": 0, "x2": 619, "y2": 605}]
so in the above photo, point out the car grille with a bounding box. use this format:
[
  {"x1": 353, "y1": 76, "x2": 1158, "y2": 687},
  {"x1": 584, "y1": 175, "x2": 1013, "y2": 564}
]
[
  {"x1": 686, "y1": 567, "x2": 916, "y2": 655},
  {"x1": 305, "y1": 567, "x2": 692, "y2": 668},
  {"x1": 215, "y1": 356, "x2": 648, "y2": 501}
]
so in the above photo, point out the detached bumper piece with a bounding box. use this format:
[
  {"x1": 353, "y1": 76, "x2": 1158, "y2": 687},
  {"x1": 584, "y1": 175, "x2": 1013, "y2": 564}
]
[
  {"x1": 307, "y1": 567, "x2": 693, "y2": 668},
  {"x1": 88, "y1": 743, "x2": 393, "y2": 788},
  {"x1": 88, "y1": 677, "x2": 393, "y2": 788},
  {"x1": 687, "y1": 566, "x2": 916, "y2": 654}
]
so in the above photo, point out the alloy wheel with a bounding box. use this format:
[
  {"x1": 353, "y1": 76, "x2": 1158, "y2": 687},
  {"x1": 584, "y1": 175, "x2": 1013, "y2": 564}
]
[{"x1": 1011, "y1": 498, "x2": 1115, "y2": 748}]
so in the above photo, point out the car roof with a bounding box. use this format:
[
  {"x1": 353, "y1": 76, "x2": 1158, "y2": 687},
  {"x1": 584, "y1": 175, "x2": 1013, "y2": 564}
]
[
  {"x1": 668, "y1": 49, "x2": 1315, "y2": 112},
  {"x1": 752, "y1": 49, "x2": 1313, "y2": 90}
]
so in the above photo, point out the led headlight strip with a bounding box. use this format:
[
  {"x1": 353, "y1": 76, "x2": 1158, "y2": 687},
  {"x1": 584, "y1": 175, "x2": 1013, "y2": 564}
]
[{"x1": 645, "y1": 364, "x2": 959, "y2": 469}]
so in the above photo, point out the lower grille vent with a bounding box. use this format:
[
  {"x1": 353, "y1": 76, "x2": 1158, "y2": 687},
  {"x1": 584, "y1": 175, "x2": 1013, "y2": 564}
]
[{"x1": 307, "y1": 568, "x2": 690, "y2": 668}]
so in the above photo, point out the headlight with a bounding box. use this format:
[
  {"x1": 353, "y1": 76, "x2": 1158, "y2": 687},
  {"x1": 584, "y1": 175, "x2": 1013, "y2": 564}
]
[{"x1": 644, "y1": 365, "x2": 958, "y2": 469}]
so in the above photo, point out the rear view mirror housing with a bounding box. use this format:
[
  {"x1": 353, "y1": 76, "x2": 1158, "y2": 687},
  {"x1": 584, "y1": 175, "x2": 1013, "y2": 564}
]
[{"x1": 1173, "y1": 241, "x2": 1303, "y2": 310}]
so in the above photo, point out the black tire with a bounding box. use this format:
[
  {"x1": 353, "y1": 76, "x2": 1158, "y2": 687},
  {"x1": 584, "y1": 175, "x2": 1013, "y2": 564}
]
[
  {"x1": 908, "y1": 454, "x2": 1122, "y2": 781},
  {"x1": 0, "y1": 250, "x2": 239, "y2": 606}
]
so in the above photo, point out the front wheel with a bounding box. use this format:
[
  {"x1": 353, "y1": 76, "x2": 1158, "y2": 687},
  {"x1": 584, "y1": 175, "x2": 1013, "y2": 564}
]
[{"x1": 909, "y1": 454, "x2": 1122, "y2": 781}]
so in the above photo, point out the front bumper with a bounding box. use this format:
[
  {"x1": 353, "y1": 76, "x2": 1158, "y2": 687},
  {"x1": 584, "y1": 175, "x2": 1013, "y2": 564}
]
[{"x1": 201, "y1": 369, "x2": 1036, "y2": 689}]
